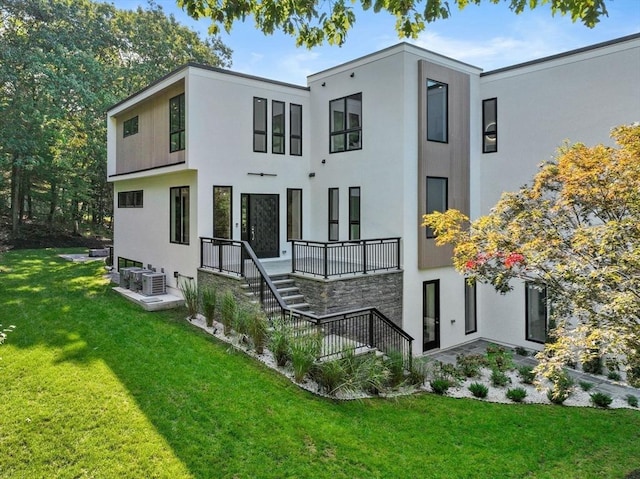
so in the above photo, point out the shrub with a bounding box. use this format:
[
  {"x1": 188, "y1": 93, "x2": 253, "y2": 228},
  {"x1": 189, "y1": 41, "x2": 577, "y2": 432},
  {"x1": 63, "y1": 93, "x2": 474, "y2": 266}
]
[
  {"x1": 582, "y1": 354, "x2": 603, "y2": 375},
  {"x1": 626, "y1": 395, "x2": 638, "y2": 408},
  {"x1": 590, "y1": 392, "x2": 613, "y2": 408},
  {"x1": 406, "y1": 364, "x2": 426, "y2": 387},
  {"x1": 219, "y1": 290, "x2": 237, "y2": 336},
  {"x1": 579, "y1": 381, "x2": 594, "y2": 392},
  {"x1": 233, "y1": 305, "x2": 252, "y2": 338},
  {"x1": 384, "y1": 350, "x2": 406, "y2": 387},
  {"x1": 179, "y1": 278, "x2": 199, "y2": 320},
  {"x1": 607, "y1": 371, "x2": 622, "y2": 381},
  {"x1": 428, "y1": 361, "x2": 462, "y2": 387},
  {"x1": 201, "y1": 286, "x2": 217, "y2": 328},
  {"x1": 430, "y1": 378, "x2": 450, "y2": 395},
  {"x1": 506, "y1": 387, "x2": 527, "y2": 403},
  {"x1": 289, "y1": 328, "x2": 322, "y2": 382},
  {"x1": 490, "y1": 369, "x2": 511, "y2": 387},
  {"x1": 517, "y1": 365, "x2": 536, "y2": 385},
  {"x1": 486, "y1": 344, "x2": 514, "y2": 372},
  {"x1": 456, "y1": 354, "x2": 486, "y2": 378},
  {"x1": 247, "y1": 308, "x2": 269, "y2": 354},
  {"x1": 311, "y1": 360, "x2": 347, "y2": 394},
  {"x1": 468, "y1": 382, "x2": 489, "y2": 398},
  {"x1": 358, "y1": 354, "x2": 390, "y2": 395},
  {"x1": 514, "y1": 346, "x2": 529, "y2": 356},
  {"x1": 269, "y1": 318, "x2": 292, "y2": 367},
  {"x1": 547, "y1": 370, "x2": 574, "y2": 405},
  {"x1": 626, "y1": 354, "x2": 640, "y2": 388}
]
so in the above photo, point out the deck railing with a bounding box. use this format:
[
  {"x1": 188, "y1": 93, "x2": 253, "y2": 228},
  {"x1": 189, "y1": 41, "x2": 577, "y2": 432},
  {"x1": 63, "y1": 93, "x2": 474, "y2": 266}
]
[
  {"x1": 291, "y1": 238, "x2": 401, "y2": 278},
  {"x1": 200, "y1": 237, "x2": 413, "y2": 369}
]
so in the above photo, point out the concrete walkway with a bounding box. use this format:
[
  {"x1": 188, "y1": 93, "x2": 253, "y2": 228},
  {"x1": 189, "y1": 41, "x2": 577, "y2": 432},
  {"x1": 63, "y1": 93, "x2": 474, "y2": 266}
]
[{"x1": 422, "y1": 339, "x2": 640, "y2": 402}]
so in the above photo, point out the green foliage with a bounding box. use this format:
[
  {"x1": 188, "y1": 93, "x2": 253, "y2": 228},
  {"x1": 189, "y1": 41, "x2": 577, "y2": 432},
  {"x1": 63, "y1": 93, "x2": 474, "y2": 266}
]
[
  {"x1": 246, "y1": 308, "x2": 269, "y2": 355},
  {"x1": 178, "y1": 0, "x2": 608, "y2": 48},
  {"x1": 582, "y1": 355, "x2": 603, "y2": 375},
  {"x1": 486, "y1": 344, "x2": 515, "y2": 372},
  {"x1": 517, "y1": 365, "x2": 536, "y2": 385},
  {"x1": 456, "y1": 353, "x2": 487, "y2": 378},
  {"x1": 468, "y1": 382, "x2": 489, "y2": 399},
  {"x1": 289, "y1": 328, "x2": 322, "y2": 382},
  {"x1": 311, "y1": 360, "x2": 347, "y2": 395},
  {"x1": 428, "y1": 361, "x2": 462, "y2": 388},
  {"x1": 233, "y1": 304, "x2": 252, "y2": 338},
  {"x1": 579, "y1": 381, "x2": 594, "y2": 392},
  {"x1": 547, "y1": 370, "x2": 574, "y2": 405},
  {"x1": 490, "y1": 369, "x2": 511, "y2": 388},
  {"x1": 219, "y1": 290, "x2": 237, "y2": 336},
  {"x1": 514, "y1": 346, "x2": 529, "y2": 357},
  {"x1": 626, "y1": 395, "x2": 638, "y2": 408},
  {"x1": 201, "y1": 286, "x2": 217, "y2": 327},
  {"x1": 607, "y1": 371, "x2": 621, "y2": 381},
  {"x1": 506, "y1": 387, "x2": 527, "y2": 403},
  {"x1": 384, "y1": 350, "x2": 407, "y2": 387},
  {"x1": 429, "y1": 378, "x2": 451, "y2": 395},
  {"x1": 269, "y1": 318, "x2": 292, "y2": 367},
  {"x1": 589, "y1": 392, "x2": 613, "y2": 408},
  {"x1": 179, "y1": 278, "x2": 199, "y2": 320}
]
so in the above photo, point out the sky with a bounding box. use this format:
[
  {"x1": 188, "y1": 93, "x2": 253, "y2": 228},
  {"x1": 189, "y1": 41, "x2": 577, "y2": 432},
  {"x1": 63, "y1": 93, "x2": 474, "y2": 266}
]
[{"x1": 109, "y1": 0, "x2": 639, "y2": 85}]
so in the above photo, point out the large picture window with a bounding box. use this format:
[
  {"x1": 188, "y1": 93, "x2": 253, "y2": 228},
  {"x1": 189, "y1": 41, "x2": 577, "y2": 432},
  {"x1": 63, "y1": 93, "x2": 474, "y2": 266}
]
[
  {"x1": 170, "y1": 186, "x2": 189, "y2": 244},
  {"x1": 287, "y1": 189, "x2": 302, "y2": 241},
  {"x1": 349, "y1": 187, "x2": 361, "y2": 240},
  {"x1": 526, "y1": 282, "x2": 547, "y2": 343},
  {"x1": 483, "y1": 98, "x2": 498, "y2": 153},
  {"x1": 169, "y1": 93, "x2": 185, "y2": 152},
  {"x1": 253, "y1": 97, "x2": 267, "y2": 152},
  {"x1": 213, "y1": 186, "x2": 232, "y2": 239},
  {"x1": 272, "y1": 100, "x2": 285, "y2": 154},
  {"x1": 123, "y1": 116, "x2": 138, "y2": 137},
  {"x1": 328, "y1": 188, "x2": 339, "y2": 241},
  {"x1": 330, "y1": 93, "x2": 362, "y2": 153},
  {"x1": 117, "y1": 190, "x2": 143, "y2": 208},
  {"x1": 427, "y1": 79, "x2": 448, "y2": 143},
  {"x1": 290, "y1": 103, "x2": 302, "y2": 156},
  {"x1": 425, "y1": 177, "x2": 448, "y2": 238},
  {"x1": 465, "y1": 281, "x2": 477, "y2": 334}
]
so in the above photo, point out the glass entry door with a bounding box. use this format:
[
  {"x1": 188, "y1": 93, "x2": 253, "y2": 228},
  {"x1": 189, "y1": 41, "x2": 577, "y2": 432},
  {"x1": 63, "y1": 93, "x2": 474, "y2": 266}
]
[
  {"x1": 241, "y1": 194, "x2": 279, "y2": 258},
  {"x1": 423, "y1": 280, "x2": 440, "y2": 351}
]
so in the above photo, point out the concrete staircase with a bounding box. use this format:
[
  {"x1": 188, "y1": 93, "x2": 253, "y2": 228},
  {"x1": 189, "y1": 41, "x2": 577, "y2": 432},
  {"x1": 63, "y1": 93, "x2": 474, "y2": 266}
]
[{"x1": 243, "y1": 274, "x2": 312, "y2": 313}]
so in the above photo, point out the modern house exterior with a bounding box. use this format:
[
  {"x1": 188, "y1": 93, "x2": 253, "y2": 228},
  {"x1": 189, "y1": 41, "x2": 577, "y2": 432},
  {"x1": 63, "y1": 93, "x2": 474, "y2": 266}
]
[{"x1": 107, "y1": 33, "x2": 640, "y2": 358}]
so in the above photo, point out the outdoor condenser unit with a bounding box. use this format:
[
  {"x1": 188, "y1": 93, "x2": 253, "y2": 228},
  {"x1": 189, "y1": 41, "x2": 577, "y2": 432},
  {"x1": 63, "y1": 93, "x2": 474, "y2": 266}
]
[
  {"x1": 130, "y1": 269, "x2": 153, "y2": 292},
  {"x1": 141, "y1": 273, "x2": 166, "y2": 296},
  {"x1": 119, "y1": 267, "x2": 142, "y2": 289}
]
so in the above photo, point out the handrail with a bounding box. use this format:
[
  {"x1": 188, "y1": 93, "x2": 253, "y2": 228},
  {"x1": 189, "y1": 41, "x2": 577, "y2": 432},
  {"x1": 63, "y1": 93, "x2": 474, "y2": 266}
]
[{"x1": 201, "y1": 237, "x2": 413, "y2": 369}]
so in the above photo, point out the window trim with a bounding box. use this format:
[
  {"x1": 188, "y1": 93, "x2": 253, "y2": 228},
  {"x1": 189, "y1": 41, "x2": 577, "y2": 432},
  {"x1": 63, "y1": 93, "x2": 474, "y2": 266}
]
[
  {"x1": 117, "y1": 190, "x2": 143, "y2": 208},
  {"x1": 329, "y1": 93, "x2": 362, "y2": 153},
  {"x1": 272, "y1": 100, "x2": 285, "y2": 155},
  {"x1": 123, "y1": 116, "x2": 139, "y2": 138},
  {"x1": 169, "y1": 93, "x2": 185, "y2": 153},
  {"x1": 464, "y1": 280, "x2": 477, "y2": 334},
  {"x1": 426, "y1": 79, "x2": 448, "y2": 143},
  {"x1": 170, "y1": 186, "x2": 190, "y2": 245},
  {"x1": 290, "y1": 103, "x2": 302, "y2": 156},
  {"x1": 349, "y1": 187, "x2": 361, "y2": 241},
  {"x1": 328, "y1": 187, "x2": 339, "y2": 241},
  {"x1": 253, "y1": 97, "x2": 267, "y2": 153},
  {"x1": 425, "y1": 176, "x2": 448, "y2": 239},
  {"x1": 525, "y1": 282, "x2": 548, "y2": 344},
  {"x1": 483, "y1": 98, "x2": 498, "y2": 154},
  {"x1": 213, "y1": 185, "x2": 232, "y2": 239},
  {"x1": 286, "y1": 188, "x2": 303, "y2": 241}
]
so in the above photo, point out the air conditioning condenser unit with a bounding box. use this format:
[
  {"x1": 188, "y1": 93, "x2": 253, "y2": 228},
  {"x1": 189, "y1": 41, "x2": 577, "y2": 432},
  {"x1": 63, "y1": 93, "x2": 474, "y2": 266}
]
[{"x1": 141, "y1": 273, "x2": 166, "y2": 296}]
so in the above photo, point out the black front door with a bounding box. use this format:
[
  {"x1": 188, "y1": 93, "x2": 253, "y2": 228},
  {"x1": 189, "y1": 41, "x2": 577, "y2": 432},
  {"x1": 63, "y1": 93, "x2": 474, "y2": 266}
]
[
  {"x1": 423, "y1": 280, "x2": 440, "y2": 351},
  {"x1": 241, "y1": 194, "x2": 279, "y2": 258}
]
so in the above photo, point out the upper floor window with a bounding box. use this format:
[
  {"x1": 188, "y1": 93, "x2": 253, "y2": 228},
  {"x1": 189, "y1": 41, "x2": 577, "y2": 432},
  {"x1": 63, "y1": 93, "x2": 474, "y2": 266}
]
[
  {"x1": 118, "y1": 190, "x2": 143, "y2": 208},
  {"x1": 213, "y1": 186, "x2": 232, "y2": 239},
  {"x1": 123, "y1": 116, "x2": 138, "y2": 137},
  {"x1": 483, "y1": 98, "x2": 498, "y2": 153},
  {"x1": 254, "y1": 97, "x2": 267, "y2": 153},
  {"x1": 330, "y1": 93, "x2": 362, "y2": 153},
  {"x1": 272, "y1": 100, "x2": 285, "y2": 154},
  {"x1": 169, "y1": 94, "x2": 185, "y2": 152},
  {"x1": 349, "y1": 187, "x2": 361, "y2": 240},
  {"x1": 290, "y1": 103, "x2": 302, "y2": 156},
  {"x1": 328, "y1": 188, "x2": 339, "y2": 241},
  {"x1": 170, "y1": 186, "x2": 189, "y2": 244},
  {"x1": 427, "y1": 80, "x2": 448, "y2": 143},
  {"x1": 425, "y1": 176, "x2": 448, "y2": 238}
]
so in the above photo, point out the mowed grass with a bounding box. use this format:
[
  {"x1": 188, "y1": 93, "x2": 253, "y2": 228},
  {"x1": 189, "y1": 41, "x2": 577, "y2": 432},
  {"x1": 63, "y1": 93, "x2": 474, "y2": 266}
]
[{"x1": 0, "y1": 249, "x2": 639, "y2": 479}]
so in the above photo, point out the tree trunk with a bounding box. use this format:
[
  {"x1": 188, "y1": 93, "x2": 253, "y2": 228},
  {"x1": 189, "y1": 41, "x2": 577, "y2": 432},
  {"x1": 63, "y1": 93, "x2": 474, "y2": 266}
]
[{"x1": 11, "y1": 161, "x2": 21, "y2": 234}]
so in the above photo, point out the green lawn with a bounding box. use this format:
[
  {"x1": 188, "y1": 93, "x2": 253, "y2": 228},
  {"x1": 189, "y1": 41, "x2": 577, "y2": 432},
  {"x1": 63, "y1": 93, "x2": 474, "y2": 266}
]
[{"x1": 1, "y1": 249, "x2": 638, "y2": 479}]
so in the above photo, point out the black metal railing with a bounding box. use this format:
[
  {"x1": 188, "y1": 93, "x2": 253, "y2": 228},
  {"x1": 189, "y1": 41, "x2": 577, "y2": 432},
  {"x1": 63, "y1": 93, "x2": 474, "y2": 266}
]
[
  {"x1": 291, "y1": 238, "x2": 401, "y2": 278},
  {"x1": 200, "y1": 237, "x2": 413, "y2": 369}
]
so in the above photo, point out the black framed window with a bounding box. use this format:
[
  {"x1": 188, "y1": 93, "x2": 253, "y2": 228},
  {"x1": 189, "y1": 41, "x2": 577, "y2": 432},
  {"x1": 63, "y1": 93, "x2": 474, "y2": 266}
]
[
  {"x1": 465, "y1": 281, "x2": 477, "y2": 334},
  {"x1": 117, "y1": 190, "x2": 143, "y2": 208},
  {"x1": 290, "y1": 103, "x2": 302, "y2": 156},
  {"x1": 330, "y1": 93, "x2": 362, "y2": 153},
  {"x1": 427, "y1": 79, "x2": 448, "y2": 143},
  {"x1": 526, "y1": 282, "x2": 547, "y2": 343},
  {"x1": 349, "y1": 187, "x2": 360, "y2": 240},
  {"x1": 213, "y1": 186, "x2": 232, "y2": 239},
  {"x1": 483, "y1": 98, "x2": 497, "y2": 153},
  {"x1": 253, "y1": 97, "x2": 267, "y2": 153},
  {"x1": 425, "y1": 177, "x2": 448, "y2": 238},
  {"x1": 272, "y1": 100, "x2": 285, "y2": 154},
  {"x1": 117, "y1": 257, "x2": 143, "y2": 271},
  {"x1": 169, "y1": 93, "x2": 185, "y2": 152},
  {"x1": 328, "y1": 188, "x2": 339, "y2": 241},
  {"x1": 287, "y1": 188, "x2": 303, "y2": 241},
  {"x1": 123, "y1": 116, "x2": 138, "y2": 137},
  {"x1": 170, "y1": 186, "x2": 189, "y2": 245}
]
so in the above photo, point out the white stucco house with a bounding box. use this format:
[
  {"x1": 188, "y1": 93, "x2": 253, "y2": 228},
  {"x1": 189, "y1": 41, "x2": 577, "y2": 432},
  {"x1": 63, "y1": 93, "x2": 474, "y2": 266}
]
[{"x1": 107, "y1": 33, "x2": 640, "y2": 361}]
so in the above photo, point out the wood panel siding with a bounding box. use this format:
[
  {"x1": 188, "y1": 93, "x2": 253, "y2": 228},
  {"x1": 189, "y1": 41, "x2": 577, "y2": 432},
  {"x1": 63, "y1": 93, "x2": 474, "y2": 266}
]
[
  {"x1": 115, "y1": 81, "x2": 185, "y2": 175},
  {"x1": 417, "y1": 60, "x2": 470, "y2": 269}
]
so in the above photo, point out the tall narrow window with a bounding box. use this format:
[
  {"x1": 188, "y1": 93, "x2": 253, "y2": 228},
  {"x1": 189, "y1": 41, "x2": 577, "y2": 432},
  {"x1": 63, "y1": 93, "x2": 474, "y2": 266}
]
[
  {"x1": 290, "y1": 103, "x2": 302, "y2": 156},
  {"x1": 526, "y1": 282, "x2": 547, "y2": 343},
  {"x1": 253, "y1": 97, "x2": 267, "y2": 152},
  {"x1": 427, "y1": 79, "x2": 447, "y2": 143},
  {"x1": 123, "y1": 116, "x2": 138, "y2": 137},
  {"x1": 213, "y1": 186, "x2": 232, "y2": 239},
  {"x1": 328, "y1": 188, "x2": 339, "y2": 241},
  {"x1": 425, "y1": 177, "x2": 448, "y2": 238},
  {"x1": 465, "y1": 281, "x2": 477, "y2": 334},
  {"x1": 287, "y1": 189, "x2": 303, "y2": 241},
  {"x1": 330, "y1": 93, "x2": 362, "y2": 153},
  {"x1": 169, "y1": 94, "x2": 185, "y2": 152},
  {"x1": 170, "y1": 186, "x2": 189, "y2": 244},
  {"x1": 272, "y1": 100, "x2": 285, "y2": 154},
  {"x1": 349, "y1": 187, "x2": 361, "y2": 240},
  {"x1": 483, "y1": 98, "x2": 498, "y2": 153}
]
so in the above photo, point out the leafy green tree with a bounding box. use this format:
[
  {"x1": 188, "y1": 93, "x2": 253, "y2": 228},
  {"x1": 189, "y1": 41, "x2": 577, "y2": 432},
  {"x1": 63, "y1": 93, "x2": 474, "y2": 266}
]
[
  {"x1": 178, "y1": 0, "x2": 608, "y2": 48},
  {"x1": 423, "y1": 124, "x2": 640, "y2": 380},
  {"x1": 0, "y1": 0, "x2": 231, "y2": 236}
]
